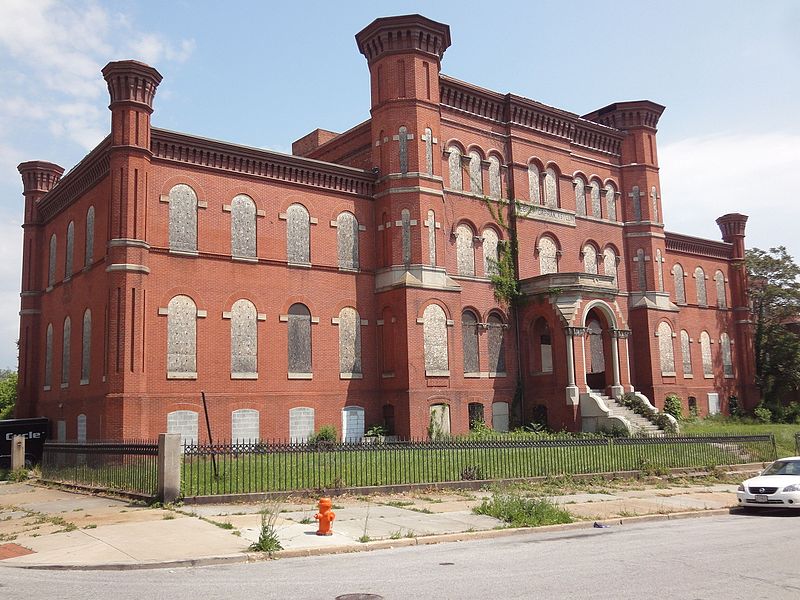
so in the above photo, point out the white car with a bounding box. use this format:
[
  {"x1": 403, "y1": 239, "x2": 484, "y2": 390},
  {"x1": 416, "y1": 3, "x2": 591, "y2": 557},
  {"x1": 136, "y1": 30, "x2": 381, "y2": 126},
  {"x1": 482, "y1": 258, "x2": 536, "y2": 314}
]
[{"x1": 737, "y1": 456, "x2": 800, "y2": 509}]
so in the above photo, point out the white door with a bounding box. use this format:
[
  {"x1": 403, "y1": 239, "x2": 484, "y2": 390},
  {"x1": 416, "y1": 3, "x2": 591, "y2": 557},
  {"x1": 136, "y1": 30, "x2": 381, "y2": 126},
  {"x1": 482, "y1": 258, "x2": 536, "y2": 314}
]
[
  {"x1": 492, "y1": 402, "x2": 510, "y2": 432},
  {"x1": 342, "y1": 407, "x2": 365, "y2": 443},
  {"x1": 429, "y1": 404, "x2": 451, "y2": 437},
  {"x1": 707, "y1": 393, "x2": 720, "y2": 415}
]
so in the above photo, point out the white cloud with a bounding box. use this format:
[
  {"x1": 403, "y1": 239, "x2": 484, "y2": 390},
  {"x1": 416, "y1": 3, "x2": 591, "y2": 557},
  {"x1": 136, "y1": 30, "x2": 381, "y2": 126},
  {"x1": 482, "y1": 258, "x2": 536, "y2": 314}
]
[
  {"x1": 127, "y1": 34, "x2": 196, "y2": 65},
  {"x1": 660, "y1": 132, "x2": 800, "y2": 261}
]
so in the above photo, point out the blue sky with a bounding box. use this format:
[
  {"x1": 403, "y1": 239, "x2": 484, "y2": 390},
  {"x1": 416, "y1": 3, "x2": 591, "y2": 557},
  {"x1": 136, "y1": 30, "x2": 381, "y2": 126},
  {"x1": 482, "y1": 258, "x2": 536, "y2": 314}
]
[{"x1": 0, "y1": 0, "x2": 798, "y2": 370}]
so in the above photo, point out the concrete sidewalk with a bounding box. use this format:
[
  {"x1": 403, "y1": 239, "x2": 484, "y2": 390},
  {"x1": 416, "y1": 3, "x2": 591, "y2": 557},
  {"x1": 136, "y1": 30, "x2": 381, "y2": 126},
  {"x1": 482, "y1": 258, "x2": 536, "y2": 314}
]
[{"x1": 0, "y1": 475, "x2": 746, "y2": 569}]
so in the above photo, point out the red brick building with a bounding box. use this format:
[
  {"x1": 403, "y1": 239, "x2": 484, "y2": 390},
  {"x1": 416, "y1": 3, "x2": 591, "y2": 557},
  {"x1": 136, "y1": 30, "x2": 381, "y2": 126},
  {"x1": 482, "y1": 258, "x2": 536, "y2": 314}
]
[{"x1": 15, "y1": 14, "x2": 758, "y2": 442}]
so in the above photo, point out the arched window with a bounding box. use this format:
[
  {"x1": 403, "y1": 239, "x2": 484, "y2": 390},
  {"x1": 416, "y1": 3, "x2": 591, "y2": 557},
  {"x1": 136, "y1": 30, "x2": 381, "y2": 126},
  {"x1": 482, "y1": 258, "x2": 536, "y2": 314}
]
[
  {"x1": 604, "y1": 183, "x2": 617, "y2": 221},
  {"x1": 61, "y1": 316, "x2": 71, "y2": 386},
  {"x1": 538, "y1": 236, "x2": 558, "y2": 275},
  {"x1": 488, "y1": 156, "x2": 501, "y2": 200},
  {"x1": 468, "y1": 151, "x2": 482, "y2": 194},
  {"x1": 589, "y1": 180, "x2": 601, "y2": 218},
  {"x1": 715, "y1": 271, "x2": 727, "y2": 308},
  {"x1": 230, "y1": 299, "x2": 257, "y2": 377},
  {"x1": 289, "y1": 407, "x2": 315, "y2": 443},
  {"x1": 456, "y1": 224, "x2": 475, "y2": 276},
  {"x1": 447, "y1": 145, "x2": 462, "y2": 191},
  {"x1": 695, "y1": 267, "x2": 707, "y2": 306},
  {"x1": 427, "y1": 209, "x2": 436, "y2": 266},
  {"x1": 81, "y1": 309, "x2": 91, "y2": 384},
  {"x1": 721, "y1": 332, "x2": 733, "y2": 377},
  {"x1": 167, "y1": 410, "x2": 198, "y2": 446},
  {"x1": 528, "y1": 162, "x2": 541, "y2": 204},
  {"x1": 85, "y1": 205, "x2": 95, "y2": 267},
  {"x1": 338, "y1": 307, "x2": 362, "y2": 377},
  {"x1": 680, "y1": 330, "x2": 692, "y2": 376},
  {"x1": 342, "y1": 407, "x2": 365, "y2": 443},
  {"x1": 468, "y1": 402, "x2": 485, "y2": 429},
  {"x1": 700, "y1": 331, "x2": 713, "y2": 376},
  {"x1": 531, "y1": 317, "x2": 552, "y2": 374},
  {"x1": 44, "y1": 323, "x2": 53, "y2": 389},
  {"x1": 336, "y1": 211, "x2": 359, "y2": 270},
  {"x1": 168, "y1": 184, "x2": 198, "y2": 253},
  {"x1": 487, "y1": 313, "x2": 506, "y2": 374},
  {"x1": 231, "y1": 194, "x2": 256, "y2": 259},
  {"x1": 65, "y1": 221, "x2": 75, "y2": 279},
  {"x1": 603, "y1": 248, "x2": 618, "y2": 287},
  {"x1": 574, "y1": 177, "x2": 586, "y2": 216},
  {"x1": 482, "y1": 228, "x2": 499, "y2": 276},
  {"x1": 48, "y1": 233, "x2": 57, "y2": 287},
  {"x1": 77, "y1": 414, "x2": 87, "y2": 442},
  {"x1": 657, "y1": 321, "x2": 675, "y2": 374},
  {"x1": 167, "y1": 295, "x2": 197, "y2": 377},
  {"x1": 544, "y1": 167, "x2": 558, "y2": 208},
  {"x1": 231, "y1": 409, "x2": 260, "y2": 442},
  {"x1": 423, "y1": 304, "x2": 449, "y2": 375},
  {"x1": 286, "y1": 203, "x2": 310, "y2": 264},
  {"x1": 429, "y1": 404, "x2": 451, "y2": 437},
  {"x1": 656, "y1": 249, "x2": 664, "y2": 291},
  {"x1": 288, "y1": 303, "x2": 312, "y2": 376},
  {"x1": 401, "y1": 208, "x2": 411, "y2": 267},
  {"x1": 582, "y1": 244, "x2": 598, "y2": 274},
  {"x1": 673, "y1": 264, "x2": 686, "y2": 304},
  {"x1": 461, "y1": 310, "x2": 479, "y2": 374}
]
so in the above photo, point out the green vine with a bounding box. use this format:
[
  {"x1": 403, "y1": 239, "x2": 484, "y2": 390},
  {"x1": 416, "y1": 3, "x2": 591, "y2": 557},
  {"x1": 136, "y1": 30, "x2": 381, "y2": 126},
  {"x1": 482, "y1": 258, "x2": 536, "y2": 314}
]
[{"x1": 482, "y1": 197, "x2": 521, "y2": 306}]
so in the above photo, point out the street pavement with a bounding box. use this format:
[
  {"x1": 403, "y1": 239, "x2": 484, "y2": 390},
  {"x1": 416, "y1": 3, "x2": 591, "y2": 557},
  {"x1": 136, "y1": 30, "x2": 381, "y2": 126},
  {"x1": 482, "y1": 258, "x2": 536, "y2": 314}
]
[{"x1": 0, "y1": 474, "x2": 751, "y2": 569}]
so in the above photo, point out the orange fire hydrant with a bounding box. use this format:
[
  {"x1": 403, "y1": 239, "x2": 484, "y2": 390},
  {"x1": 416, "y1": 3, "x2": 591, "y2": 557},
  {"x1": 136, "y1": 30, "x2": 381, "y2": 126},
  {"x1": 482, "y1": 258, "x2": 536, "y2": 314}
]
[{"x1": 314, "y1": 497, "x2": 335, "y2": 536}]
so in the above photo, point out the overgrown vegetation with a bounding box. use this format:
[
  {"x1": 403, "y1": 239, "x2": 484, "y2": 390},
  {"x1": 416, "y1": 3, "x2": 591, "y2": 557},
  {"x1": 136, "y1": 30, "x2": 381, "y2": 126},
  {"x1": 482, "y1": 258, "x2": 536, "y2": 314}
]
[
  {"x1": 681, "y1": 416, "x2": 798, "y2": 457},
  {"x1": 473, "y1": 490, "x2": 573, "y2": 527},
  {"x1": 0, "y1": 369, "x2": 17, "y2": 420},
  {"x1": 249, "y1": 503, "x2": 283, "y2": 555},
  {"x1": 663, "y1": 394, "x2": 683, "y2": 420},
  {"x1": 619, "y1": 393, "x2": 678, "y2": 433},
  {"x1": 307, "y1": 425, "x2": 338, "y2": 447}
]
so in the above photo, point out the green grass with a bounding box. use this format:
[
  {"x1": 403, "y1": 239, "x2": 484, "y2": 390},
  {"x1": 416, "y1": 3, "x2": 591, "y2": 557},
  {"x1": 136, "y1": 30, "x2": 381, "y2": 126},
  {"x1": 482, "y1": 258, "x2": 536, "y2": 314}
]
[
  {"x1": 681, "y1": 419, "x2": 798, "y2": 458},
  {"x1": 473, "y1": 491, "x2": 573, "y2": 527}
]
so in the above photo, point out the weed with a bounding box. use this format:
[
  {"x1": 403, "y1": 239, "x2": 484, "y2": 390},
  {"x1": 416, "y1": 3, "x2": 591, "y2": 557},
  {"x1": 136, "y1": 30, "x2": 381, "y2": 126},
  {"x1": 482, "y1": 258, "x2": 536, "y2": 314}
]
[
  {"x1": 249, "y1": 503, "x2": 283, "y2": 555},
  {"x1": 389, "y1": 530, "x2": 402, "y2": 540},
  {"x1": 299, "y1": 517, "x2": 313, "y2": 525},
  {"x1": 358, "y1": 534, "x2": 371, "y2": 543},
  {"x1": 405, "y1": 530, "x2": 416, "y2": 538},
  {"x1": 210, "y1": 520, "x2": 234, "y2": 530},
  {"x1": 332, "y1": 504, "x2": 344, "y2": 510},
  {"x1": 232, "y1": 530, "x2": 241, "y2": 537},
  {"x1": 408, "y1": 507, "x2": 433, "y2": 514},
  {"x1": 83, "y1": 524, "x2": 97, "y2": 530},
  {"x1": 162, "y1": 513, "x2": 176, "y2": 520},
  {"x1": 473, "y1": 491, "x2": 573, "y2": 527},
  {"x1": 382, "y1": 500, "x2": 414, "y2": 508},
  {"x1": 60, "y1": 523, "x2": 77, "y2": 533},
  {"x1": 8, "y1": 468, "x2": 29, "y2": 483}
]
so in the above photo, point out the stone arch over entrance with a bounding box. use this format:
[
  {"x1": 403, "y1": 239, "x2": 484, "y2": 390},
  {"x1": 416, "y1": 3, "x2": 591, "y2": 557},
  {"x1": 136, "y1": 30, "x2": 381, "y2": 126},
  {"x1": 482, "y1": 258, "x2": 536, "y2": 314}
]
[{"x1": 580, "y1": 300, "x2": 621, "y2": 396}]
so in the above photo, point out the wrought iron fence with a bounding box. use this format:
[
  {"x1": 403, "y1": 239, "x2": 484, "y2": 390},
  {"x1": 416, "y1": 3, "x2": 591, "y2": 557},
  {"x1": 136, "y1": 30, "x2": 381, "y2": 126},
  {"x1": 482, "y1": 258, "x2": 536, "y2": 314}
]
[
  {"x1": 181, "y1": 434, "x2": 776, "y2": 497},
  {"x1": 41, "y1": 440, "x2": 159, "y2": 498}
]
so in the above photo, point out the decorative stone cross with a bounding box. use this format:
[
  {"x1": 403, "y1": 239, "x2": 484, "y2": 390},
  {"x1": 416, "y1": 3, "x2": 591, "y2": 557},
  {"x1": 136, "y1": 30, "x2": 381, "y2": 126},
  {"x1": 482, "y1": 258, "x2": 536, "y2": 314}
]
[
  {"x1": 628, "y1": 186, "x2": 642, "y2": 222},
  {"x1": 650, "y1": 186, "x2": 659, "y2": 222}
]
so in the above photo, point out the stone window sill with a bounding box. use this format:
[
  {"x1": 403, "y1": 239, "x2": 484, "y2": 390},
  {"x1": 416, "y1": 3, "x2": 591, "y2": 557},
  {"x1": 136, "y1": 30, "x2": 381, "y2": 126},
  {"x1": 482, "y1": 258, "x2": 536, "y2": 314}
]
[
  {"x1": 169, "y1": 249, "x2": 199, "y2": 257},
  {"x1": 381, "y1": 372, "x2": 395, "y2": 379},
  {"x1": 43, "y1": 385, "x2": 51, "y2": 391},
  {"x1": 661, "y1": 372, "x2": 677, "y2": 377},
  {"x1": 488, "y1": 372, "x2": 507, "y2": 378},
  {"x1": 288, "y1": 261, "x2": 312, "y2": 269},
  {"x1": 426, "y1": 370, "x2": 450, "y2": 377},
  {"x1": 464, "y1": 372, "x2": 482, "y2": 378},
  {"x1": 168, "y1": 372, "x2": 197, "y2": 380},
  {"x1": 531, "y1": 370, "x2": 554, "y2": 376},
  {"x1": 231, "y1": 373, "x2": 258, "y2": 380},
  {"x1": 338, "y1": 267, "x2": 360, "y2": 273},
  {"x1": 288, "y1": 372, "x2": 313, "y2": 380},
  {"x1": 80, "y1": 379, "x2": 89, "y2": 386},
  {"x1": 232, "y1": 256, "x2": 258, "y2": 263},
  {"x1": 724, "y1": 374, "x2": 734, "y2": 379},
  {"x1": 60, "y1": 383, "x2": 68, "y2": 389},
  {"x1": 704, "y1": 374, "x2": 714, "y2": 379},
  {"x1": 683, "y1": 374, "x2": 693, "y2": 379},
  {"x1": 340, "y1": 373, "x2": 363, "y2": 380}
]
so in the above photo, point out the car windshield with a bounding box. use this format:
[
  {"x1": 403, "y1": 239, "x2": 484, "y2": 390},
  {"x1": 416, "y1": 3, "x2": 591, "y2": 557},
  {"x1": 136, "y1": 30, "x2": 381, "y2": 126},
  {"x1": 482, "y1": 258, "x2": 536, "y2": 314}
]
[{"x1": 762, "y1": 460, "x2": 800, "y2": 476}]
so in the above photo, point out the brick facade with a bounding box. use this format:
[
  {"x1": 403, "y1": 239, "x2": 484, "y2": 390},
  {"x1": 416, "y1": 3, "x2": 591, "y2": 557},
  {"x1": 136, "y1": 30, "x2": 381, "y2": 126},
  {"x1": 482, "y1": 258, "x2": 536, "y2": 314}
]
[{"x1": 15, "y1": 15, "x2": 758, "y2": 442}]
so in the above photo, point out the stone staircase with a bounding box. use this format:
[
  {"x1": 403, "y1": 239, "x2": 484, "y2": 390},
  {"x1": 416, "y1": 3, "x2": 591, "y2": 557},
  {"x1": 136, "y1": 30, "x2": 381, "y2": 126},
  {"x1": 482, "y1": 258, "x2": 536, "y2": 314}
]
[{"x1": 592, "y1": 392, "x2": 665, "y2": 437}]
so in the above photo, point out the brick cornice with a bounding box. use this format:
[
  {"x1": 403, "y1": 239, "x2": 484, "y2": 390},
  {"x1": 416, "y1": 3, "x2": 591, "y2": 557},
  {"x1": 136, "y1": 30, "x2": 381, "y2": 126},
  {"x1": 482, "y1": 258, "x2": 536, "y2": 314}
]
[
  {"x1": 355, "y1": 14, "x2": 451, "y2": 64},
  {"x1": 664, "y1": 231, "x2": 733, "y2": 260}
]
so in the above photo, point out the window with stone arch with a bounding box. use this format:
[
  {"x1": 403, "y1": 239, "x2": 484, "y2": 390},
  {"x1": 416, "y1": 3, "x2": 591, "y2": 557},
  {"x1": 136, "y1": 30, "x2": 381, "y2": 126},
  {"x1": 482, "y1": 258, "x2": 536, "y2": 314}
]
[
  {"x1": 487, "y1": 312, "x2": 506, "y2": 375},
  {"x1": 482, "y1": 228, "x2": 499, "y2": 277},
  {"x1": 337, "y1": 307, "x2": 362, "y2": 377},
  {"x1": 680, "y1": 330, "x2": 692, "y2": 376},
  {"x1": 167, "y1": 410, "x2": 198, "y2": 446},
  {"x1": 401, "y1": 208, "x2": 411, "y2": 267},
  {"x1": 695, "y1": 267, "x2": 707, "y2": 306},
  {"x1": 582, "y1": 243, "x2": 598, "y2": 275},
  {"x1": 604, "y1": 182, "x2": 618, "y2": 221},
  {"x1": 336, "y1": 211, "x2": 359, "y2": 271},
  {"x1": 286, "y1": 203, "x2": 310, "y2": 264},
  {"x1": 81, "y1": 308, "x2": 91, "y2": 384},
  {"x1": 543, "y1": 166, "x2": 559, "y2": 208},
  {"x1": 673, "y1": 263, "x2": 686, "y2": 303},
  {"x1": 455, "y1": 223, "x2": 475, "y2": 277},
  {"x1": 531, "y1": 317, "x2": 553, "y2": 374},
  {"x1": 589, "y1": 179, "x2": 602, "y2": 218},
  {"x1": 287, "y1": 303, "x2": 312, "y2": 375},
  {"x1": 573, "y1": 175, "x2": 587, "y2": 216},
  {"x1": 48, "y1": 233, "x2": 57, "y2": 288},
  {"x1": 603, "y1": 247, "x2": 618, "y2": 287},
  {"x1": 230, "y1": 299, "x2": 257, "y2": 377},
  {"x1": 721, "y1": 332, "x2": 733, "y2": 377},
  {"x1": 714, "y1": 270, "x2": 727, "y2": 308},
  {"x1": 468, "y1": 150, "x2": 482, "y2": 194},
  {"x1": 657, "y1": 321, "x2": 675, "y2": 375},
  {"x1": 700, "y1": 331, "x2": 713, "y2": 377},
  {"x1": 231, "y1": 194, "x2": 256, "y2": 259},
  {"x1": 44, "y1": 323, "x2": 53, "y2": 389},
  {"x1": 447, "y1": 145, "x2": 463, "y2": 191},
  {"x1": 168, "y1": 184, "x2": 198, "y2": 253},
  {"x1": 167, "y1": 295, "x2": 197, "y2": 377},
  {"x1": 61, "y1": 316, "x2": 71, "y2": 386},
  {"x1": 538, "y1": 235, "x2": 558, "y2": 275},
  {"x1": 461, "y1": 310, "x2": 479, "y2": 375},
  {"x1": 85, "y1": 206, "x2": 95, "y2": 267},
  {"x1": 422, "y1": 303, "x2": 449, "y2": 375},
  {"x1": 488, "y1": 155, "x2": 501, "y2": 200},
  {"x1": 528, "y1": 161, "x2": 542, "y2": 204},
  {"x1": 289, "y1": 407, "x2": 315, "y2": 443},
  {"x1": 65, "y1": 220, "x2": 75, "y2": 279},
  {"x1": 231, "y1": 409, "x2": 260, "y2": 442}
]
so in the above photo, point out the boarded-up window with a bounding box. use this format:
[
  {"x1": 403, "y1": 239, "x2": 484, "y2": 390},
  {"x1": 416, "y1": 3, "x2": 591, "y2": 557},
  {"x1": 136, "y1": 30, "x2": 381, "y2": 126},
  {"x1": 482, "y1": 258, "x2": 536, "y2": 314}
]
[
  {"x1": 487, "y1": 313, "x2": 506, "y2": 374},
  {"x1": 456, "y1": 224, "x2": 474, "y2": 276},
  {"x1": 528, "y1": 163, "x2": 541, "y2": 204},
  {"x1": 603, "y1": 248, "x2": 617, "y2": 287},
  {"x1": 631, "y1": 185, "x2": 642, "y2": 221},
  {"x1": 583, "y1": 244, "x2": 597, "y2": 274},
  {"x1": 338, "y1": 307, "x2": 362, "y2": 376},
  {"x1": 488, "y1": 156, "x2": 501, "y2": 200},
  {"x1": 538, "y1": 236, "x2": 558, "y2": 275},
  {"x1": 429, "y1": 404, "x2": 450, "y2": 437},
  {"x1": 673, "y1": 264, "x2": 686, "y2": 303},
  {"x1": 604, "y1": 184, "x2": 617, "y2": 221},
  {"x1": 574, "y1": 177, "x2": 586, "y2": 216},
  {"x1": 447, "y1": 146, "x2": 462, "y2": 190},
  {"x1": 77, "y1": 414, "x2": 87, "y2": 442},
  {"x1": 167, "y1": 295, "x2": 197, "y2": 376},
  {"x1": 656, "y1": 249, "x2": 664, "y2": 292},
  {"x1": 700, "y1": 331, "x2": 713, "y2": 376},
  {"x1": 589, "y1": 180, "x2": 601, "y2": 218},
  {"x1": 81, "y1": 309, "x2": 91, "y2": 383},
  {"x1": 231, "y1": 409, "x2": 259, "y2": 442},
  {"x1": 342, "y1": 406, "x2": 365, "y2": 443},
  {"x1": 337, "y1": 211, "x2": 359, "y2": 270},
  {"x1": 398, "y1": 126, "x2": 409, "y2": 174},
  {"x1": 695, "y1": 267, "x2": 707, "y2": 306},
  {"x1": 544, "y1": 167, "x2": 558, "y2": 208},
  {"x1": 61, "y1": 316, "x2": 71, "y2": 386},
  {"x1": 65, "y1": 221, "x2": 75, "y2": 278},
  {"x1": 169, "y1": 184, "x2": 198, "y2": 252},
  {"x1": 423, "y1": 304, "x2": 448, "y2": 375},
  {"x1": 637, "y1": 249, "x2": 646, "y2": 291},
  {"x1": 587, "y1": 319, "x2": 604, "y2": 374},
  {"x1": 715, "y1": 271, "x2": 727, "y2": 308},
  {"x1": 657, "y1": 321, "x2": 675, "y2": 374},
  {"x1": 289, "y1": 407, "x2": 314, "y2": 443},
  {"x1": 231, "y1": 299, "x2": 257, "y2": 376},
  {"x1": 532, "y1": 318, "x2": 553, "y2": 374},
  {"x1": 721, "y1": 333, "x2": 733, "y2": 377},
  {"x1": 401, "y1": 209, "x2": 411, "y2": 267},
  {"x1": 492, "y1": 402, "x2": 509, "y2": 433},
  {"x1": 288, "y1": 303, "x2": 312, "y2": 374},
  {"x1": 167, "y1": 410, "x2": 198, "y2": 446},
  {"x1": 427, "y1": 209, "x2": 436, "y2": 266},
  {"x1": 424, "y1": 127, "x2": 433, "y2": 175},
  {"x1": 231, "y1": 194, "x2": 256, "y2": 259},
  {"x1": 468, "y1": 151, "x2": 482, "y2": 194},
  {"x1": 85, "y1": 205, "x2": 95, "y2": 267},
  {"x1": 483, "y1": 228, "x2": 499, "y2": 276},
  {"x1": 48, "y1": 234, "x2": 57, "y2": 287},
  {"x1": 287, "y1": 203, "x2": 310, "y2": 264},
  {"x1": 681, "y1": 330, "x2": 692, "y2": 376},
  {"x1": 44, "y1": 323, "x2": 53, "y2": 388},
  {"x1": 461, "y1": 310, "x2": 479, "y2": 374}
]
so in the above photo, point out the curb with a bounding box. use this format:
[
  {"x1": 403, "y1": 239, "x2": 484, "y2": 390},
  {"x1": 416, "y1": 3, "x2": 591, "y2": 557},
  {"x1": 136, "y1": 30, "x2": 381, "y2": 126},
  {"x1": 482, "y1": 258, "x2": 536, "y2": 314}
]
[{"x1": 4, "y1": 507, "x2": 739, "y2": 571}]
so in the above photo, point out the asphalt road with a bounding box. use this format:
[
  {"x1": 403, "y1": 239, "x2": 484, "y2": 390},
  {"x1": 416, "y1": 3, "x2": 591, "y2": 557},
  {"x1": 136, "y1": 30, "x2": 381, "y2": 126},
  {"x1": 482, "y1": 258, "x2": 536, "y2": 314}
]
[{"x1": 2, "y1": 511, "x2": 798, "y2": 599}]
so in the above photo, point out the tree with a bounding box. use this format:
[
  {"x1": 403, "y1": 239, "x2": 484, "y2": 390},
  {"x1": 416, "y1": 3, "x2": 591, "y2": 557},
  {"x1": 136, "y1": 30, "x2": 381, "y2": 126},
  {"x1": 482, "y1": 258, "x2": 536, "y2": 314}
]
[
  {"x1": 0, "y1": 370, "x2": 17, "y2": 420},
  {"x1": 747, "y1": 246, "x2": 800, "y2": 414}
]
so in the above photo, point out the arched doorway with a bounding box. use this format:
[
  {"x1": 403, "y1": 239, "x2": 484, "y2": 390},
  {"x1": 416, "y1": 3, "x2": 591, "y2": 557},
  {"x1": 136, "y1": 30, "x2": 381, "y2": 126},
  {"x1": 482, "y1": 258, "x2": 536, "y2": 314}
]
[{"x1": 583, "y1": 305, "x2": 615, "y2": 393}]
